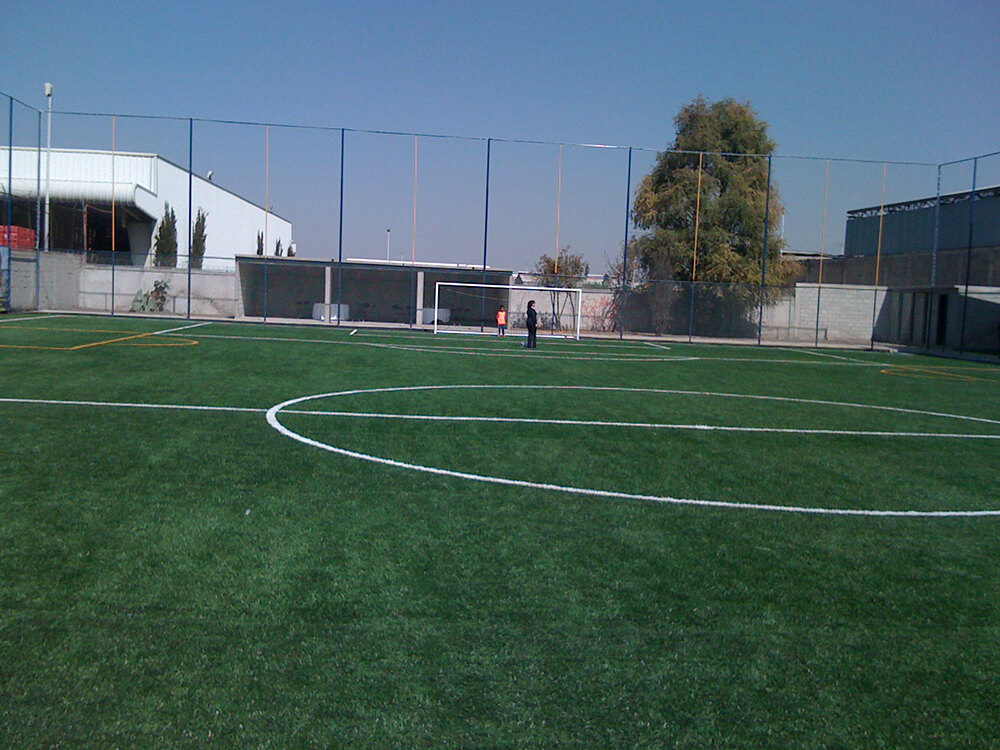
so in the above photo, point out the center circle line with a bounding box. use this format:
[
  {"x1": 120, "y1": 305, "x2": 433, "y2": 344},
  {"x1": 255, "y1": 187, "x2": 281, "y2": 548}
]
[{"x1": 265, "y1": 385, "x2": 1000, "y2": 518}]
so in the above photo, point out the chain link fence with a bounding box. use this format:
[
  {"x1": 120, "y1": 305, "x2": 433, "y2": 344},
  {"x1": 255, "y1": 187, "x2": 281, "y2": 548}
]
[{"x1": 3, "y1": 91, "x2": 998, "y2": 353}]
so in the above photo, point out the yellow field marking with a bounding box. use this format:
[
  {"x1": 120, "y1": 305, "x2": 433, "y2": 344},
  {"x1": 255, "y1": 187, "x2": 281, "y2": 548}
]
[
  {"x1": 0, "y1": 325, "x2": 199, "y2": 350},
  {"x1": 0, "y1": 325, "x2": 145, "y2": 334},
  {"x1": 882, "y1": 365, "x2": 1000, "y2": 383},
  {"x1": 69, "y1": 330, "x2": 174, "y2": 349},
  {"x1": 0, "y1": 344, "x2": 73, "y2": 350}
]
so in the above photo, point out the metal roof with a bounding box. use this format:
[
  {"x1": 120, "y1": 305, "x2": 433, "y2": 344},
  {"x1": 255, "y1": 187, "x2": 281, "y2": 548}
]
[
  {"x1": 847, "y1": 185, "x2": 1000, "y2": 219},
  {"x1": 0, "y1": 147, "x2": 156, "y2": 206}
]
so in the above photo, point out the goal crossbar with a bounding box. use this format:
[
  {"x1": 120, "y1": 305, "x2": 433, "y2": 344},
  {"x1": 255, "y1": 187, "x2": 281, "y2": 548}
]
[{"x1": 433, "y1": 282, "x2": 583, "y2": 339}]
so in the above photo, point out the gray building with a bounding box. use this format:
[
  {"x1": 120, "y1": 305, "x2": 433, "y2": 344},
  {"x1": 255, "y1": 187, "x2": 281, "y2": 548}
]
[{"x1": 844, "y1": 185, "x2": 1000, "y2": 258}]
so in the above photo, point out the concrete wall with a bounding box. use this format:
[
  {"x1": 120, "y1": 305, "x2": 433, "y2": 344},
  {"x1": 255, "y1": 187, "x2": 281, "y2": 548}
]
[
  {"x1": 9, "y1": 250, "x2": 238, "y2": 317},
  {"x1": 78, "y1": 265, "x2": 239, "y2": 317},
  {"x1": 12, "y1": 249, "x2": 83, "y2": 311},
  {"x1": 785, "y1": 284, "x2": 890, "y2": 343}
]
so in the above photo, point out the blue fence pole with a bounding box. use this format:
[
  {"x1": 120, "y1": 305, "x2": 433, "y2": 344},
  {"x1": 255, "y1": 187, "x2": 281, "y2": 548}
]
[
  {"x1": 619, "y1": 147, "x2": 632, "y2": 340},
  {"x1": 959, "y1": 158, "x2": 978, "y2": 355},
  {"x1": 479, "y1": 137, "x2": 491, "y2": 332},
  {"x1": 35, "y1": 111, "x2": 41, "y2": 310},
  {"x1": 756, "y1": 155, "x2": 773, "y2": 345},
  {"x1": 5, "y1": 97, "x2": 12, "y2": 312},
  {"x1": 187, "y1": 118, "x2": 193, "y2": 319},
  {"x1": 336, "y1": 128, "x2": 345, "y2": 327}
]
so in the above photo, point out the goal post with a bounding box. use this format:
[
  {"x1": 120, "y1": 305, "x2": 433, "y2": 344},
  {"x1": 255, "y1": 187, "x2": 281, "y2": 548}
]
[{"x1": 432, "y1": 282, "x2": 583, "y2": 340}]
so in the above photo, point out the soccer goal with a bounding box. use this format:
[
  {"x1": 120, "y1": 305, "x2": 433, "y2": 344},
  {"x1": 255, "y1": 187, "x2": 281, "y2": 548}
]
[{"x1": 432, "y1": 281, "x2": 583, "y2": 339}]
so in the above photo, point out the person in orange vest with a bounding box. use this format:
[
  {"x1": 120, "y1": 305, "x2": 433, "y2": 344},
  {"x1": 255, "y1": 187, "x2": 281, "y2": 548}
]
[{"x1": 496, "y1": 305, "x2": 507, "y2": 336}]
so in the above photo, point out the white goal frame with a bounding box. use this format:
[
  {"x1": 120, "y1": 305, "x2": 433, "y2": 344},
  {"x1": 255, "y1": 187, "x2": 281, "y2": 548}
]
[{"x1": 432, "y1": 282, "x2": 583, "y2": 340}]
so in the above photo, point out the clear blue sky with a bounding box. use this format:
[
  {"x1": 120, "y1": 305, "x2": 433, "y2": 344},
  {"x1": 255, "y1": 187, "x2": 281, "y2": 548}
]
[{"x1": 4, "y1": 0, "x2": 999, "y2": 270}]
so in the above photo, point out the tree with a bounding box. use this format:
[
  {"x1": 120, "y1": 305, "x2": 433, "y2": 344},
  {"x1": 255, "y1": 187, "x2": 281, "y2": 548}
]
[
  {"x1": 275, "y1": 238, "x2": 283, "y2": 257},
  {"x1": 632, "y1": 96, "x2": 798, "y2": 287},
  {"x1": 153, "y1": 203, "x2": 177, "y2": 267},
  {"x1": 533, "y1": 245, "x2": 589, "y2": 330},
  {"x1": 191, "y1": 208, "x2": 207, "y2": 269},
  {"x1": 534, "y1": 245, "x2": 589, "y2": 286},
  {"x1": 603, "y1": 248, "x2": 646, "y2": 332},
  {"x1": 255, "y1": 231, "x2": 264, "y2": 256}
]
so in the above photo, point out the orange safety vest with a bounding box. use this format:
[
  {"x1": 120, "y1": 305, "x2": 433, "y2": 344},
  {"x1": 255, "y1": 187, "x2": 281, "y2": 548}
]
[{"x1": 497, "y1": 310, "x2": 507, "y2": 326}]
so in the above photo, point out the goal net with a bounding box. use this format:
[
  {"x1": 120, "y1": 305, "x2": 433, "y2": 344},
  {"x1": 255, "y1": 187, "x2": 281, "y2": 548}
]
[{"x1": 432, "y1": 282, "x2": 583, "y2": 339}]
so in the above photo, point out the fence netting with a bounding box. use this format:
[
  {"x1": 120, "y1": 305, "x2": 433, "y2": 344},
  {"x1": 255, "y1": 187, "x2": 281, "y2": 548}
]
[{"x1": 3, "y1": 91, "x2": 998, "y2": 353}]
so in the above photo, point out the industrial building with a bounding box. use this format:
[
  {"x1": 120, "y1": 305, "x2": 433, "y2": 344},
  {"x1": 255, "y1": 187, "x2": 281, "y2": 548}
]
[
  {"x1": 1, "y1": 147, "x2": 292, "y2": 269},
  {"x1": 844, "y1": 185, "x2": 1000, "y2": 259}
]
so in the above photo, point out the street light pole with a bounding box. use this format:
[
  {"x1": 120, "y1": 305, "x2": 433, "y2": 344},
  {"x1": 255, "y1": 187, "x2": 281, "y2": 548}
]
[
  {"x1": 44, "y1": 82, "x2": 53, "y2": 250},
  {"x1": 386, "y1": 228, "x2": 390, "y2": 262}
]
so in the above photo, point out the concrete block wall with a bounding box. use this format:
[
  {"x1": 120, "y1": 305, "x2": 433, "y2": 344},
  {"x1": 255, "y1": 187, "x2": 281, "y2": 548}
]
[
  {"x1": 11, "y1": 250, "x2": 83, "y2": 311},
  {"x1": 788, "y1": 284, "x2": 888, "y2": 343}
]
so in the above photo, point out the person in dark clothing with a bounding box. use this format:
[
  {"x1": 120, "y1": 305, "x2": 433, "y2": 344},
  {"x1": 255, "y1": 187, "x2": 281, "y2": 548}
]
[{"x1": 525, "y1": 299, "x2": 538, "y2": 348}]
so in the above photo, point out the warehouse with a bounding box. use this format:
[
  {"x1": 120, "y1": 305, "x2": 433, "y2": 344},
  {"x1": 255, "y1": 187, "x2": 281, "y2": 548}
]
[
  {"x1": 844, "y1": 185, "x2": 1000, "y2": 259},
  {"x1": 1, "y1": 147, "x2": 292, "y2": 270}
]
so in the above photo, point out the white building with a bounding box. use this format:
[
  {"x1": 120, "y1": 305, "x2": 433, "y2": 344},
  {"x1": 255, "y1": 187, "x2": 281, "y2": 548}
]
[{"x1": 1, "y1": 147, "x2": 292, "y2": 270}]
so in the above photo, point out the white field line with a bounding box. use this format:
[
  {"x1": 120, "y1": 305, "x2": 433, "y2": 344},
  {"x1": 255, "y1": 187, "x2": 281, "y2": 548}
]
[
  {"x1": 5, "y1": 394, "x2": 997, "y2": 440},
  {"x1": 291, "y1": 383, "x2": 1000, "y2": 428},
  {"x1": 153, "y1": 321, "x2": 211, "y2": 335},
  {"x1": 171, "y1": 332, "x2": 700, "y2": 363},
  {"x1": 0, "y1": 397, "x2": 261, "y2": 415},
  {"x1": 283, "y1": 408, "x2": 1000, "y2": 440},
  {"x1": 187, "y1": 330, "x2": 876, "y2": 366},
  {"x1": 265, "y1": 390, "x2": 1000, "y2": 518},
  {"x1": 8, "y1": 384, "x2": 998, "y2": 430},
  {"x1": 781, "y1": 347, "x2": 878, "y2": 364},
  {"x1": 354, "y1": 328, "x2": 666, "y2": 353},
  {"x1": 0, "y1": 313, "x2": 69, "y2": 324},
  {"x1": 1, "y1": 316, "x2": 923, "y2": 368},
  {"x1": 644, "y1": 341, "x2": 673, "y2": 351},
  {"x1": 5, "y1": 388, "x2": 999, "y2": 517}
]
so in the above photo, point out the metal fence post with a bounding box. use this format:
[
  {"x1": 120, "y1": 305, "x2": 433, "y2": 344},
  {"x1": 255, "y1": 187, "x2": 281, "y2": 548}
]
[
  {"x1": 959, "y1": 158, "x2": 979, "y2": 355},
  {"x1": 479, "y1": 138, "x2": 491, "y2": 332},
  {"x1": 619, "y1": 147, "x2": 632, "y2": 340},
  {"x1": 187, "y1": 118, "x2": 193, "y2": 319},
  {"x1": 756, "y1": 155, "x2": 772, "y2": 345},
  {"x1": 336, "y1": 128, "x2": 345, "y2": 327}
]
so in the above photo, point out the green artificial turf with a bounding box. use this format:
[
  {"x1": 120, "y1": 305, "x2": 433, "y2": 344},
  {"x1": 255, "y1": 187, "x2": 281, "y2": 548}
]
[{"x1": 2, "y1": 314, "x2": 999, "y2": 747}]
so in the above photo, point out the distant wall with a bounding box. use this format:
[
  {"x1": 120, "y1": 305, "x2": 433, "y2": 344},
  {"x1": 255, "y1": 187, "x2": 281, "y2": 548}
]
[
  {"x1": 78, "y1": 265, "x2": 239, "y2": 317},
  {"x1": 10, "y1": 250, "x2": 238, "y2": 316}
]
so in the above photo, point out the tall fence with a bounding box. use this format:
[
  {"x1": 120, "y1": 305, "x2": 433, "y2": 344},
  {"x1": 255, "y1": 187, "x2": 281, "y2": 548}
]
[{"x1": 3, "y1": 90, "x2": 998, "y2": 353}]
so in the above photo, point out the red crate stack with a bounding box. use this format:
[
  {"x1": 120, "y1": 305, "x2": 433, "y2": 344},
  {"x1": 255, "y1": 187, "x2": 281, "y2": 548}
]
[{"x1": 1, "y1": 226, "x2": 37, "y2": 249}]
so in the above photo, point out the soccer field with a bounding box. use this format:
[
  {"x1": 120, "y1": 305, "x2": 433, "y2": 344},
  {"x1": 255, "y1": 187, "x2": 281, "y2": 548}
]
[{"x1": 2, "y1": 313, "x2": 999, "y2": 747}]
